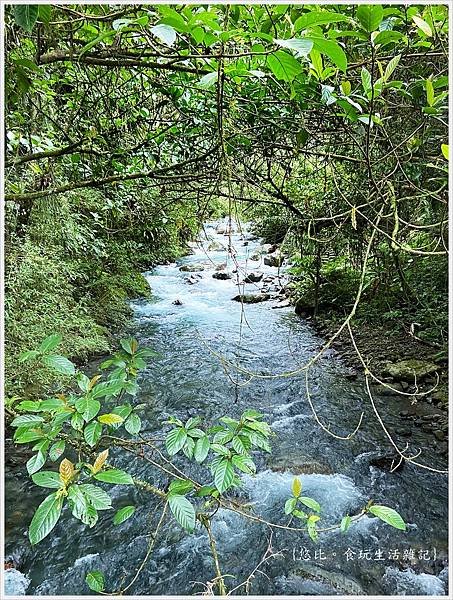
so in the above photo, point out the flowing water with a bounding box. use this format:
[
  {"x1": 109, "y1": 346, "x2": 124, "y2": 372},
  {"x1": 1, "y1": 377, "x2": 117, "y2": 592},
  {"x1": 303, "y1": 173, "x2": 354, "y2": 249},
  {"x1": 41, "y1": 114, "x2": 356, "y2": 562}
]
[{"x1": 5, "y1": 221, "x2": 448, "y2": 596}]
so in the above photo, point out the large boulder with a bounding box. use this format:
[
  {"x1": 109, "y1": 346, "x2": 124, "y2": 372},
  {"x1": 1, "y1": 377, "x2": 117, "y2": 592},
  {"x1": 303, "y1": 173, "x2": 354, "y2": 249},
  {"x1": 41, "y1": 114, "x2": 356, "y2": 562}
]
[
  {"x1": 264, "y1": 252, "x2": 284, "y2": 267},
  {"x1": 382, "y1": 359, "x2": 440, "y2": 382},
  {"x1": 294, "y1": 298, "x2": 315, "y2": 317},
  {"x1": 212, "y1": 272, "x2": 231, "y2": 280},
  {"x1": 179, "y1": 264, "x2": 204, "y2": 272},
  {"x1": 243, "y1": 272, "x2": 263, "y2": 283},
  {"x1": 232, "y1": 293, "x2": 270, "y2": 304}
]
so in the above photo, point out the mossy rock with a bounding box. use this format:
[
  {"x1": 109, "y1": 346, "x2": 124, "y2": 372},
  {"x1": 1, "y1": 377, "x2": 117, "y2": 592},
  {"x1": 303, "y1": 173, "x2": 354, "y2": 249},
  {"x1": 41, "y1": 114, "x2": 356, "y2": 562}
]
[
  {"x1": 383, "y1": 359, "x2": 440, "y2": 382},
  {"x1": 179, "y1": 264, "x2": 204, "y2": 272}
]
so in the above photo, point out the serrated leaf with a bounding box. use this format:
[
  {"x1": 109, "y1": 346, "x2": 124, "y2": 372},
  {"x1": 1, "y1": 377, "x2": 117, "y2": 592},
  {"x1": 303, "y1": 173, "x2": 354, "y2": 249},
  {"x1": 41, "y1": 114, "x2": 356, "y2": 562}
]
[
  {"x1": 29, "y1": 492, "x2": 63, "y2": 544},
  {"x1": 165, "y1": 428, "x2": 187, "y2": 456},
  {"x1": 368, "y1": 505, "x2": 406, "y2": 530},
  {"x1": 214, "y1": 459, "x2": 234, "y2": 493},
  {"x1": 168, "y1": 494, "x2": 196, "y2": 532},
  {"x1": 86, "y1": 571, "x2": 105, "y2": 593},
  {"x1": 113, "y1": 505, "x2": 135, "y2": 525},
  {"x1": 84, "y1": 421, "x2": 102, "y2": 447},
  {"x1": 32, "y1": 471, "x2": 62, "y2": 488},
  {"x1": 94, "y1": 469, "x2": 134, "y2": 485}
]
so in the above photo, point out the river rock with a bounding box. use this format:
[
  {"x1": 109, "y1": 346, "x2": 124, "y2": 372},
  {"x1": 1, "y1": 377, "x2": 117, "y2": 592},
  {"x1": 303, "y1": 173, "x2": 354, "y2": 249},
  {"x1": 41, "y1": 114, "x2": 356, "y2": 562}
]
[
  {"x1": 292, "y1": 565, "x2": 365, "y2": 596},
  {"x1": 212, "y1": 272, "x2": 231, "y2": 280},
  {"x1": 264, "y1": 252, "x2": 284, "y2": 267},
  {"x1": 179, "y1": 264, "x2": 204, "y2": 272},
  {"x1": 207, "y1": 241, "x2": 224, "y2": 251},
  {"x1": 216, "y1": 224, "x2": 226, "y2": 234},
  {"x1": 172, "y1": 299, "x2": 183, "y2": 306},
  {"x1": 433, "y1": 430, "x2": 446, "y2": 441},
  {"x1": 184, "y1": 274, "x2": 202, "y2": 285},
  {"x1": 243, "y1": 272, "x2": 263, "y2": 283},
  {"x1": 272, "y1": 299, "x2": 291, "y2": 309},
  {"x1": 369, "y1": 454, "x2": 404, "y2": 472},
  {"x1": 250, "y1": 253, "x2": 261, "y2": 261},
  {"x1": 382, "y1": 360, "x2": 440, "y2": 382},
  {"x1": 232, "y1": 293, "x2": 270, "y2": 304},
  {"x1": 294, "y1": 299, "x2": 314, "y2": 317},
  {"x1": 215, "y1": 262, "x2": 227, "y2": 271}
]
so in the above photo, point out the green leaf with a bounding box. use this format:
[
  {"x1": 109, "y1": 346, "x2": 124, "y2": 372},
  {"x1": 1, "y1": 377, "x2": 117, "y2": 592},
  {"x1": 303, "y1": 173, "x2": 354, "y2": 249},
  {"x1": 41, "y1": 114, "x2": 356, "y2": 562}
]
[
  {"x1": 182, "y1": 436, "x2": 195, "y2": 459},
  {"x1": 86, "y1": 571, "x2": 105, "y2": 593},
  {"x1": 18, "y1": 350, "x2": 40, "y2": 363},
  {"x1": 441, "y1": 144, "x2": 449, "y2": 160},
  {"x1": 165, "y1": 428, "x2": 187, "y2": 456},
  {"x1": 274, "y1": 38, "x2": 313, "y2": 57},
  {"x1": 373, "y1": 30, "x2": 403, "y2": 47},
  {"x1": 307, "y1": 521, "x2": 319, "y2": 542},
  {"x1": 292, "y1": 477, "x2": 302, "y2": 498},
  {"x1": 340, "y1": 515, "x2": 352, "y2": 533},
  {"x1": 79, "y1": 484, "x2": 112, "y2": 510},
  {"x1": 361, "y1": 67, "x2": 372, "y2": 93},
  {"x1": 341, "y1": 80, "x2": 351, "y2": 95},
  {"x1": 97, "y1": 413, "x2": 124, "y2": 425},
  {"x1": 27, "y1": 451, "x2": 46, "y2": 475},
  {"x1": 120, "y1": 338, "x2": 137, "y2": 355},
  {"x1": 14, "y1": 5, "x2": 39, "y2": 32},
  {"x1": 76, "y1": 395, "x2": 100, "y2": 421},
  {"x1": 168, "y1": 494, "x2": 196, "y2": 532},
  {"x1": 231, "y1": 436, "x2": 248, "y2": 456},
  {"x1": 16, "y1": 400, "x2": 41, "y2": 412},
  {"x1": 357, "y1": 5, "x2": 384, "y2": 32},
  {"x1": 412, "y1": 15, "x2": 432, "y2": 37},
  {"x1": 113, "y1": 505, "x2": 135, "y2": 525},
  {"x1": 169, "y1": 478, "x2": 194, "y2": 495},
  {"x1": 294, "y1": 10, "x2": 349, "y2": 31},
  {"x1": 198, "y1": 71, "x2": 218, "y2": 89},
  {"x1": 267, "y1": 50, "x2": 303, "y2": 82},
  {"x1": 300, "y1": 496, "x2": 321, "y2": 513},
  {"x1": 11, "y1": 414, "x2": 44, "y2": 428},
  {"x1": 194, "y1": 435, "x2": 210, "y2": 463},
  {"x1": 38, "y1": 5, "x2": 52, "y2": 24},
  {"x1": 307, "y1": 36, "x2": 347, "y2": 72},
  {"x1": 91, "y1": 380, "x2": 124, "y2": 399},
  {"x1": 231, "y1": 454, "x2": 255, "y2": 474},
  {"x1": 285, "y1": 497, "x2": 297, "y2": 515},
  {"x1": 125, "y1": 412, "x2": 141, "y2": 435},
  {"x1": 214, "y1": 459, "x2": 234, "y2": 493},
  {"x1": 48, "y1": 440, "x2": 65, "y2": 461},
  {"x1": 84, "y1": 421, "x2": 102, "y2": 447},
  {"x1": 150, "y1": 24, "x2": 177, "y2": 46},
  {"x1": 29, "y1": 492, "x2": 63, "y2": 545},
  {"x1": 14, "y1": 430, "x2": 44, "y2": 444},
  {"x1": 71, "y1": 412, "x2": 84, "y2": 431},
  {"x1": 196, "y1": 485, "x2": 216, "y2": 497},
  {"x1": 43, "y1": 354, "x2": 75, "y2": 376},
  {"x1": 39, "y1": 333, "x2": 62, "y2": 353},
  {"x1": 94, "y1": 469, "x2": 134, "y2": 485},
  {"x1": 32, "y1": 471, "x2": 62, "y2": 489},
  {"x1": 79, "y1": 30, "x2": 115, "y2": 57},
  {"x1": 368, "y1": 505, "x2": 406, "y2": 530},
  {"x1": 384, "y1": 54, "x2": 401, "y2": 81},
  {"x1": 426, "y1": 79, "x2": 435, "y2": 107}
]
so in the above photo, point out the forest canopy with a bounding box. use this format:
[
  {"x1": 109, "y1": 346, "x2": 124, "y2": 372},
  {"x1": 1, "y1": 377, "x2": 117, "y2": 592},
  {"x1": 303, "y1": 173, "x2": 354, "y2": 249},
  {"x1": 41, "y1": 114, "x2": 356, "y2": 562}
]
[{"x1": 4, "y1": 2, "x2": 448, "y2": 397}]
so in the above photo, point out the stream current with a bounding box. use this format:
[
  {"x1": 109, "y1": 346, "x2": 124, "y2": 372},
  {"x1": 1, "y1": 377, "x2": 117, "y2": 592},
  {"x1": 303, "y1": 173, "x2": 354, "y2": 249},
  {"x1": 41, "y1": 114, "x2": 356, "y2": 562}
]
[{"x1": 5, "y1": 221, "x2": 448, "y2": 596}]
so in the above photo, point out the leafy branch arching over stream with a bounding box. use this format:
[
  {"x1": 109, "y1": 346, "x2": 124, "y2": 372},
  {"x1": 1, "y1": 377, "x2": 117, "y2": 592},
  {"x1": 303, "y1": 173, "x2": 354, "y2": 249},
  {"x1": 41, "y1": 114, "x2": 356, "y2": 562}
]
[{"x1": 4, "y1": 3, "x2": 448, "y2": 597}]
